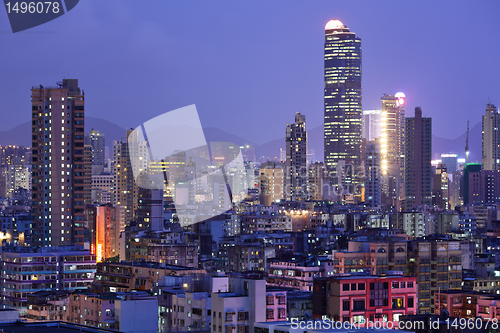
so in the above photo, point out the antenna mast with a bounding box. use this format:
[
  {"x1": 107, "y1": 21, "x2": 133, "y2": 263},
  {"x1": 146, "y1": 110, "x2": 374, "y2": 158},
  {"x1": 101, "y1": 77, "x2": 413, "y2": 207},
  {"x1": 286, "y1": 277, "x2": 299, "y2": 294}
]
[{"x1": 465, "y1": 121, "x2": 470, "y2": 164}]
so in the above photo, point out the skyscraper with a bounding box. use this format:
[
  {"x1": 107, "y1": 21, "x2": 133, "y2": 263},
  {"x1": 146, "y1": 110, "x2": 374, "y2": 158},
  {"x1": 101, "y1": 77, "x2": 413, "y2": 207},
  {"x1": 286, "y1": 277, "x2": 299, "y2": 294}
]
[
  {"x1": 85, "y1": 129, "x2": 106, "y2": 174},
  {"x1": 285, "y1": 112, "x2": 307, "y2": 201},
  {"x1": 364, "y1": 141, "x2": 381, "y2": 207},
  {"x1": 31, "y1": 79, "x2": 85, "y2": 246},
  {"x1": 405, "y1": 107, "x2": 432, "y2": 210},
  {"x1": 482, "y1": 103, "x2": 500, "y2": 171},
  {"x1": 324, "y1": 19, "x2": 362, "y2": 199},
  {"x1": 114, "y1": 131, "x2": 137, "y2": 225},
  {"x1": 380, "y1": 93, "x2": 406, "y2": 207}
]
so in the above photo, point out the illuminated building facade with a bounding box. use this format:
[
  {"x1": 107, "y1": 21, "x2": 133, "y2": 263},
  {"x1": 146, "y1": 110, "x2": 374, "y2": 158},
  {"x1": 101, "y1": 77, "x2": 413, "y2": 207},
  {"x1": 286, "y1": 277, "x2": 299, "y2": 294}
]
[
  {"x1": 362, "y1": 110, "x2": 382, "y2": 142},
  {"x1": 482, "y1": 103, "x2": 500, "y2": 171},
  {"x1": 324, "y1": 19, "x2": 362, "y2": 200},
  {"x1": 1, "y1": 249, "x2": 96, "y2": 314},
  {"x1": 84, "y1": 129, "x2": 106, "y2": 174},
  {"x1": 307, "y1": 162, "x2": 325, "y2": 201},
  {"x1": 380, "y1": 93, "x2": 405, "y2": 207},
  {"x1": 432, "y1": 164, "x2": 449, "y2": 210},
  {"x1": 31, "y1": 79, "x2": 85, "y2": 247},
  {"x1": 364, "y1": 141, "x2": 381, "y2": 207},
  {"x1": 441, "y1": 153, "x2": 458, "y2": 174},
  {"x1": 113, "y1": 131, "x2": 141, "y2": 225},
  {"x1": 404, "y1": 107, "x2": 432, "y2": 211},
  {"x1": 86, "y1": 204, "x2": 117, "y2": 262},
  {"x1": 259, "y1": 161, "x2": 284, "y2": 206},
  {"x1": 285, "y1": 112, "x2": 307, "y2": 201}
]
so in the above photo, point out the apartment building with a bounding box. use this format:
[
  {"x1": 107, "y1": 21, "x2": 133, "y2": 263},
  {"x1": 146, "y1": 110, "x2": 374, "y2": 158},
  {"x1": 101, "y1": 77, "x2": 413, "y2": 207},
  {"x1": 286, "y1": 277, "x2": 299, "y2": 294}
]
[
  {"x1": 1, "y1": 248, "x2": 95, "y2": 314},
  {"x1": 313, "y1": 274, "x2": 418, "y2": 327}
]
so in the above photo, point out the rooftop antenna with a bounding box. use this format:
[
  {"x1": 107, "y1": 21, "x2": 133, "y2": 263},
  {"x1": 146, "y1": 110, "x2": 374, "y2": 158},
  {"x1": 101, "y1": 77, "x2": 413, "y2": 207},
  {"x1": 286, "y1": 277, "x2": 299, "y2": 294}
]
[{"x1": 465, "y1": 120, "x2": 470, "y2": 164}]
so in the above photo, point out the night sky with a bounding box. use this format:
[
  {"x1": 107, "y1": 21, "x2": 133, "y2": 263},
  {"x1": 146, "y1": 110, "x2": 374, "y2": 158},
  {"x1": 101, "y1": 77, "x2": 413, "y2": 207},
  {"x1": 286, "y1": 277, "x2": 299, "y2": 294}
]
[{"x1": 1, "y1": 1, "x2": 499, "y2": 144}]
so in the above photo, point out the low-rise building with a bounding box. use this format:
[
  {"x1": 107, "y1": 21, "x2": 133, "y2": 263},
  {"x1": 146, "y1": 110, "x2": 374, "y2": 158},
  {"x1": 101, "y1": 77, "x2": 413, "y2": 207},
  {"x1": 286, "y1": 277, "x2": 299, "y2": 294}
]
[
  {"x1": 92, "y1": 262, "x2": 205, "y2": 293},
  {"x1": 312, "y1": 274, "x2": 418, "y2": 327},
  {"x1": 0, "y1": 248, "x2": 96, "y2": 314}
]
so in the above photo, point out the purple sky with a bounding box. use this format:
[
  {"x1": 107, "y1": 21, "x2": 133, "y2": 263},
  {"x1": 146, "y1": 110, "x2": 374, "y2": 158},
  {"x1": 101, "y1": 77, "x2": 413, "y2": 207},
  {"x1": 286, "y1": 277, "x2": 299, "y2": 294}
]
[{"x1": 1, "y1": 1, "x2": 499, "y2": 144}]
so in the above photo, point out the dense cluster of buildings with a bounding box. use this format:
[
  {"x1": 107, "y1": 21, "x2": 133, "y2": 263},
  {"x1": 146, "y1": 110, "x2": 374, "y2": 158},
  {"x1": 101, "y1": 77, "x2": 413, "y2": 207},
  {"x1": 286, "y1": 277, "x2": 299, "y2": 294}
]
[{"x1": 0, "y1": 18, "x2": 498, "y2": 333}]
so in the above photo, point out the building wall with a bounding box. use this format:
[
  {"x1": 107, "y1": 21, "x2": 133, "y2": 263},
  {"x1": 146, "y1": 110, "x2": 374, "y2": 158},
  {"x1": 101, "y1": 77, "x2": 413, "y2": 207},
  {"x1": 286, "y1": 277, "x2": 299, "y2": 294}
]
[
  {"x1": 115, "y1": 296, "x2": 159, "y2": 333},
  {"x1": 405, "y1": 107, "x2": 432, "y2": 210},
  {"x1": 317, "y1": 275, "x2": 417, "y2": 326},
  {"x1": 324, "y1": 21, "x2": 362, "y2": 200},
  {"x1": 31, "y1": 79, "x2": 85, "y2": 246},
  {"x1": 285, "y1": 113, "x2": 307, "y2": 202},
  {"x1": 1, "y1": 250, "x2": 95, "y2": 314}
]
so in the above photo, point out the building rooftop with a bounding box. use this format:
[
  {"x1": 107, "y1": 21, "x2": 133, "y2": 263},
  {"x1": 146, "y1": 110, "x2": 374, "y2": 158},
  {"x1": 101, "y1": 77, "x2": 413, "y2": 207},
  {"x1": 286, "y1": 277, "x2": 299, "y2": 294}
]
[
  {"x1": 100, "y1": 261, "x2": 201, "y2": 270},
  {"x1": 0, "y1": 321, "x2": 117, "y2": 333}
]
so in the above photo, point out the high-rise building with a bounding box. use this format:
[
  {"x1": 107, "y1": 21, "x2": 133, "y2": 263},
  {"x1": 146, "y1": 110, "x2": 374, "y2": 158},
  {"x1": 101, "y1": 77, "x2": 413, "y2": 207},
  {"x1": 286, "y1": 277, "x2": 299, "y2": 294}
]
[
  {"x1": 324, "y1": 19, "x2": 362, "y2": 199},
  {"x1": 404, "y1": 107, "x2": 432, "y2": 210},
  {"x1": 432, "y1": 164, "x2": 449, "y2": 210},
  {"x1": 307, "y1": 162, "x2": 325, "y2": 201},
  {"x1": 462, "y1": 163, "x2": 481, "y2": 205},
  {"x1": 441, "y1": 153, "x2": 458, "y2": 174},
  {"x1": 84, "y1": 144, "x2": 92, "y2": 205},
  {"x1": 84, "y1": 129, "x2": 106, "y2": 175},
  {"x1": 285, "y1": 112, "x2": 307, "y2": 201},
  {"x1": 380, "y1": 93, "x2": 406, "y2": 207},
  {"x1": 31, "y1": 79, "x2": 85, "y2": 247},
  {"x1": 364, "y1": 141, "x2": 381, "y2": 207},
  {"x1": 482, "y1": 103, "x2": 500, "y2": 171},
  {"x1": 113, "y1": 131, "x2": 139, "y2": 225},
  {"x1": 259, "y1": 161, "x2": 284, "y2": 206},
  {"x1": 86, "y1": 203, "x2": 122, "y2": 262},
  {"x1": 362, "y1": 110, "x2": 382, "y2": 142},
  {"x1": 136, "y1": 187, "x2": 164, "y2": 231},
  {"x1": 408, "y1": 237, "x2": 462, "y2": 314}
]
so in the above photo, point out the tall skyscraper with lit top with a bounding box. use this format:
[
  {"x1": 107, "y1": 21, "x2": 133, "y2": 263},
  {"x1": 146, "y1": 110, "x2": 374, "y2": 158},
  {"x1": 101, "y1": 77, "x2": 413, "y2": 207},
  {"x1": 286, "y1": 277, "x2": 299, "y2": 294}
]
[{"x1": 324, "y1": 19, "x2": 362, "y2": 199}]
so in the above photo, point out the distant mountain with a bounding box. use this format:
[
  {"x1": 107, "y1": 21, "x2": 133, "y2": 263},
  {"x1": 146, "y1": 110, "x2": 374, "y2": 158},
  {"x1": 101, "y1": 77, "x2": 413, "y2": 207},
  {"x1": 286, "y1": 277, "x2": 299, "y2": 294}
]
[
  {"x1": 0, "y1": 117, "x2": 127, "y2": 147},
  {"x1": 432, "y1": 121, "x2": 482, "y2": 162},
  {"x1": 254, "y1": 122, "x2": 483, "y2": 163},
  {"x1": 0, "y1": 118, "x2": 483, "y2": 164},
  {"x1": 203, "y1": 127, "x2": 258, "y2": 148}
]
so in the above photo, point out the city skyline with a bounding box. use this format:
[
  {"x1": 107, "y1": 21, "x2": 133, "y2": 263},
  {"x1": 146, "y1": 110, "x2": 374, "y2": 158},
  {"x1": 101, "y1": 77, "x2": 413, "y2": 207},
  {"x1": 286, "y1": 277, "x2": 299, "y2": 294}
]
[
  {"x1": 3, "y1": 3, "x2": 500, "y2": 329},
  {"x1": 1, "y1": 1, "x2": 499, "y2": 145}
]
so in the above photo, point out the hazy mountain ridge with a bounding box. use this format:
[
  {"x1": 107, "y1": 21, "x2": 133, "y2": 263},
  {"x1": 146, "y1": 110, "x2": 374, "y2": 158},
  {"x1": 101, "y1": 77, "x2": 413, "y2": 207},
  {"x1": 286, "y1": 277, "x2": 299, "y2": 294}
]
[{"x1": 0, "y1": 119, "x2": 482, "y2": 163}]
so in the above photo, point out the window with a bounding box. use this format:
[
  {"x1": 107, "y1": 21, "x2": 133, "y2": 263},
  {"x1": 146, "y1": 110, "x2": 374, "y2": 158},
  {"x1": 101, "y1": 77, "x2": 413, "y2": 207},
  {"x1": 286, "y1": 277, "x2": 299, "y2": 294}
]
[
  {"x1": 407, "y1": 281, "x2": 414, "y2": 288},
  {"x1": 266, "y1": 309, "x2": 274, "y2": 320},
  {"x1": 392, "y1": 298, "x2": 404, "y2": 309},
  {"x1": 353, "y1": 300, "x2": 365, "y2": 311},
  {"x1": 392, "y1": 282, "x2": 399, "y2": 289},
  {"x1": 408, "y1": 297, "x2": 414, "y2": 308},
  {"x1": 343, "y1": 284, "x2": 349, "y2": 291},
  {"x1": 351, "y1": 283, "x2": 357, "y2": 291},
  {"x1": 343, "y1": 300, "x2": 350, "y2": 311},
  {"x1": 358, "y1": 283, "x2": 365, "y2": 290}
]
